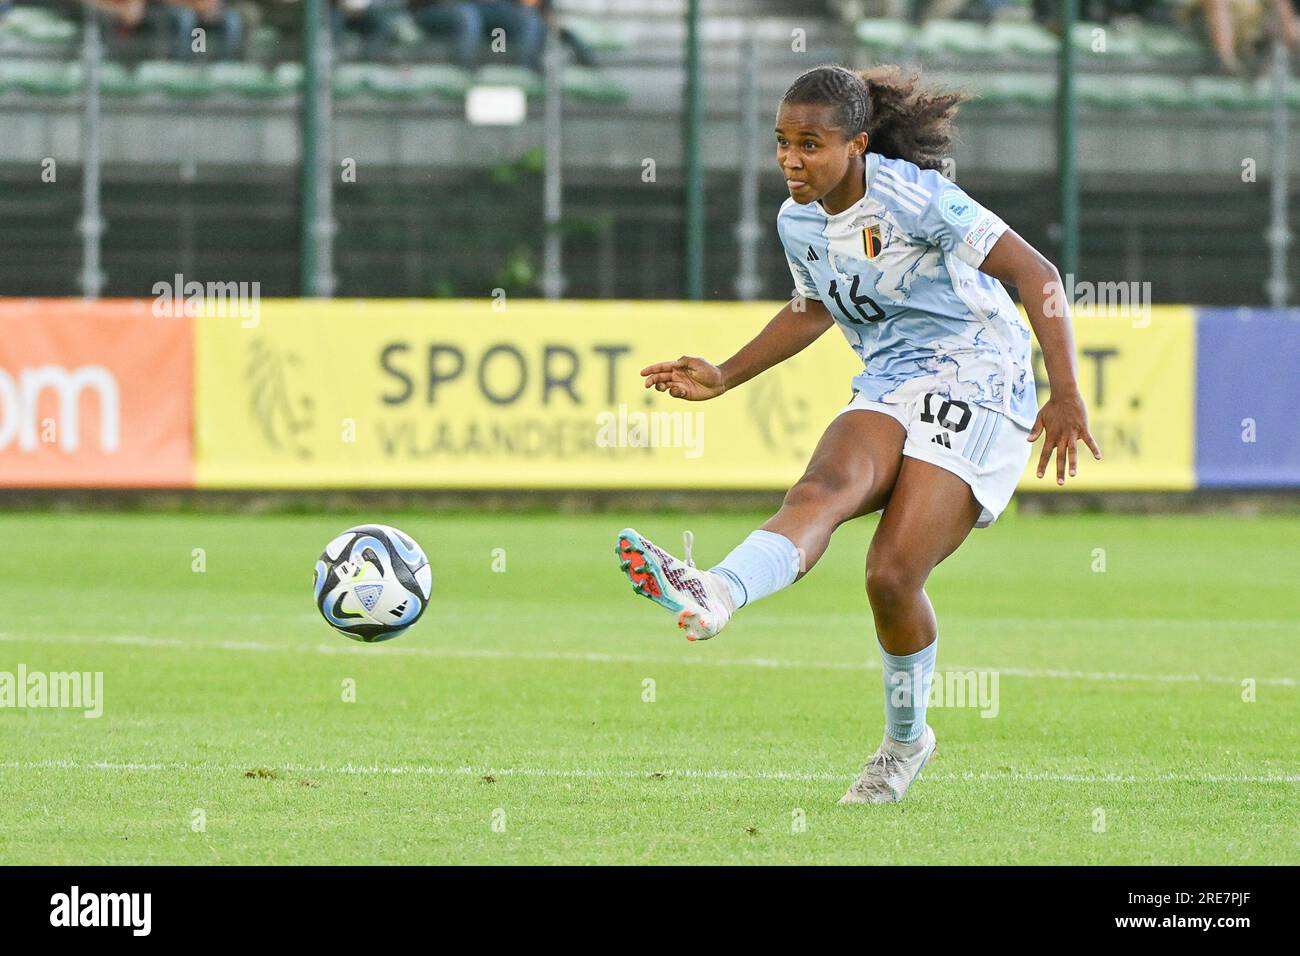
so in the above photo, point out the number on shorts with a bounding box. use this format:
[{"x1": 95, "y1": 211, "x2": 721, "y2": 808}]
[{"x1": 920, "y1": 393, "x2": 972, "y2": 433}]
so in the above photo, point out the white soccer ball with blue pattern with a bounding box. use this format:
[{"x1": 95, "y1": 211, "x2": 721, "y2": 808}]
[{"x1": 313, "y1": 524, "x2": 432, "y2": 642}]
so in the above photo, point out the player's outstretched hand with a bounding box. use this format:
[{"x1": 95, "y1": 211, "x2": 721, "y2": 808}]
[
  {"x1": 640, "y1": 356, "x2": 726, "y2": 401},
  {"x1": 1027, "y1": 389, "x2": 1102, "y2": 485}
]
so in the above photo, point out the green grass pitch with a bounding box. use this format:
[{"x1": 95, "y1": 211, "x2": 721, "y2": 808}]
[{"x1": 0, "y1": 507, "x2": 1296, "y2": 865}]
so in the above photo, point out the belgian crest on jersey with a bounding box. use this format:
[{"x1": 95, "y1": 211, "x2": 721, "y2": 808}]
[{"x1": 862, "y1": 224, "x2": 883, "y2": 260}]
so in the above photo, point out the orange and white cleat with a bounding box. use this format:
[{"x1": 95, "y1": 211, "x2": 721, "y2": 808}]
[{"x1": 615, "y1": 528, "x2": 735, "y2": 641}]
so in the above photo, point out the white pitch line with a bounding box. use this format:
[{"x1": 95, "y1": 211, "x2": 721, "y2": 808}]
[
  {"x1": 0, "y1": 630, "x2": 1295, "y2": 687},
  {"x1": 0, "y1": 759, "x2": 1296, "y2": 785},
  {"x1": 94, "y1": 606, "x2": 1300, "y2": 632}
]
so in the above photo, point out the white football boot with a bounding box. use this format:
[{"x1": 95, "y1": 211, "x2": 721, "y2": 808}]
[
  {"x1": 615, "y1": 528, "x2": 735, "y2": 641},
  {"x1": 838, "y1": 725, "x2": 937, "y2": 804}
]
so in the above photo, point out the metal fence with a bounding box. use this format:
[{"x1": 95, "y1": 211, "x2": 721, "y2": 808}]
[{"x1": 0, "y1": 0, "x2": 1295, "y2": 304}]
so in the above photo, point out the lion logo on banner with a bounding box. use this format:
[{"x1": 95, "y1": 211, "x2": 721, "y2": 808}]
[
  {"x1": 745, "y1": 365, "x2": 813, "y2": 461},
  {"x1": 246, "y1": 338, "x2": 315, "y2": 459}
]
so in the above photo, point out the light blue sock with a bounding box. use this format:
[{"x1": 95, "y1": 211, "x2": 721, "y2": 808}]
[
  {"x1": 709, "y1": 530, "x2": 801, "y2": 610},
  {"x1": 880, "y1": 639, "x2": 938, "y2": 743}
]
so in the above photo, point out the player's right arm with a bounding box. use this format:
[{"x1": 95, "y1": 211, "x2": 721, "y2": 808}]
[{"x1": 640, "y1": 296, "x2": 834, "y2": 401}]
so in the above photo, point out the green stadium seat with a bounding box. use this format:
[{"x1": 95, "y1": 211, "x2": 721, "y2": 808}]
[
  {"x1": 1071, "y1": 21, "x2": 1141, "y2": 59},
  {"x1": 273, "y1": 62, "x2": 303, "y2": 94},
  {"x1": 1286, "y1": 81, "x2": 1300, "y2": 111},
  {"x1": 98, "y1": 62, "x2": 145, "y2": 97},
  {"x1": 854, "y1": 18, "x2": 914, "y2": 55},
  {"x1": 4, "y1": 8, "x2": 77, "y2": 45},
  {"x1": 352, "y1": 65, "x2": 424, "y2": 98},
  {"x1": 250, "y1": 26, "x2": 282, "y2": 59},
  {"x1": 135, "y1": 61, "x2": 211, "y2": 98},
  {"x1": 1077, "y1": 75, "x2": 1144, "y2": 111},
  {"x1": 958, "y1": 73, "x2": 1247, "y2": 113},
  {"x1": 363, "y1": 64, "x2": 425, "y2": 100},
  {"x1": 0, "y1": 59, "x2": 80, "y2": 96},
  {"x1": 413, "y1": 64, "x2": 474, "y2": 98},
  {"x1": 337, "y1": 62, "x2": 620, "y2": 104},
  {"x1": 915, "y1": 20, "x2": 994, "y2": 58},
  {"x1": 965, "y1": 73, "x2": 1056, "y2": 109},
  {"x1": 1190, "y1": 76, "x2": 1268, "y2": 111},
  {"x1": 946, "y1": 73, "x2": 991, "y2": 110},
  {"x1": 332, "y1": 63, "x2": 371, "y2": 100},
  {"x1": 1134, "y1": 23, "x2": 1206, "y2": 60},
  {"x1": 560, "y1": 15, "x2": 630, "y2": 53},
  {"x1": 988, "y1": 21, "x2": 1059, "y2": 58},
  {"x1": 357, "y1": 64, "x2": 466, "y2": 100},
  {"x1": 562, "y1": 66, "x2": 628, "y2": 104},
  {"x1": 208, "y1": 62, "x2": 283, "y2": 98},
  {"x1": 1128, "y1": 75, "x2": 1193, "y2": 111},
  {"x1": 1245, "y1": 78, "x2": 1300, "y2": 110},
  {"x1": 0, "y1": 61, "x2": 15, "y2": 95},
  {"x1": 473, "y1": 64, "x2": 542, "y2": 97}
]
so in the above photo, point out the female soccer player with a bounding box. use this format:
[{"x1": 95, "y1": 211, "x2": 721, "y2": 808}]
[{"x1": 615, "y1": 64, "x2": 1101, "y2": 804}]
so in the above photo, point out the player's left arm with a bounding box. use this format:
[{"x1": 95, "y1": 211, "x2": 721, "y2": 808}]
[{"x1": 978, "y1": 231, "x2": 1102, "y2": 484}]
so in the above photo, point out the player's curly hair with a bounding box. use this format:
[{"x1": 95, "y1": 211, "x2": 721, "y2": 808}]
[{"x1": 780, "y1": 64, "x2": 969, "y2": 172}]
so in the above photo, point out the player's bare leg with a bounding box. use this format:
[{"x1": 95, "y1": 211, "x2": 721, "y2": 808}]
[
  {"x1": 761, "y1": 408, "x2": 907, "y2": 577},
  {"x1": 617, "y1": 409, "x2": 905, "y2": 640},
  {"x1": 866, "y1": 457, "x2": 982, "y2": 655},
  {"x1": 840, "y1": 457, "x2": 982, "y2": 804}
]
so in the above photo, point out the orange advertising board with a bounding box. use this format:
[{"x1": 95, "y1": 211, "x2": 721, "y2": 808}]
[{"x1": 0, "y1": 299, "x2": 193, "y2": 487}]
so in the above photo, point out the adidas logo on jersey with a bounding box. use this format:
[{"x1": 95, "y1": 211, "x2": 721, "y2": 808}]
[
  {"x1": 805, "y1": 246, "x2": 819, "y2": 262},
  {"x1": 931, "y1": 433, "x2": 952, "y2": 449}
]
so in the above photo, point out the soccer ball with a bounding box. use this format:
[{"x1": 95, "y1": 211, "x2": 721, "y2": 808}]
[{"x1": 313, "y1": 524, "x2": 432, "y2": 642}]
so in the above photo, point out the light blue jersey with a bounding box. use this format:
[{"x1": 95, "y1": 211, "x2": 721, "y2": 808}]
[{"x1": 779, "y1": 152, "x2": 1037, "y2": 429}]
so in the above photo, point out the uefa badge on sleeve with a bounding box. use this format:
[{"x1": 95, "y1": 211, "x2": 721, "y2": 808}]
[{"x1": 939, "y1": 189, "x2": 977, "y2": 228}]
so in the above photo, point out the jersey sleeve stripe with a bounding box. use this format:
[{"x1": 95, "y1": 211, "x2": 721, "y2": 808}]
[
  {"x1": 876, "y1": 168, "x2": 932, "y2": 202},
  {"x1": 872, "y1": 181, "x2": 925, "y2": 215}
]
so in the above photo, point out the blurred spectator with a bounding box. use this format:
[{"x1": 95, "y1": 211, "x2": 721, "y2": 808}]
[
  {"x1": 481, "y1": 1, "x2": 543, "y2": 69},
  {"x1": 1102, "y1": 0, "x2": 1158, "y2": 18},
  {"x1": 844, "y1": 0, "x2": 1015, "y2": 24},
  {"x1": 155, "y1": 0, "x2": 244, "y2": 60},
  {"x1": 1192, "y1": 0, "x2": 1299, "y2": 73},
  {"x1": 242, "y1": 0, "x2": 299, "y2": 58},
  {"x1": 253, "y1": 0, "x2": 300, "y2": 33},
  {"x1": 1032, "y1": 0, "x2": 1159, "y2": 25},
  {"x1": 75, "y1": 0, "x2": 147, "y2": 55},
  {"x1": 530, "y1": 0, "x2": 598, "y2": 67},
  {"x1": 846, "y1": 1, "x2": 972, "y2": 23},
  {"x1": 76, "y1": 0, "x2": 242, "y2": 59},
  {"x1": 404, "y1": 0, "x2": 544, "y2": 70},
  {"x1": 79, "y1": 0, "x2": 148, "y2": 32},
  {"x1": 408, "y1": 1, "x2": 480, "y2": 68},
  {"x1": 333, "y1": 0, "x2": 410, "y2": 59}
]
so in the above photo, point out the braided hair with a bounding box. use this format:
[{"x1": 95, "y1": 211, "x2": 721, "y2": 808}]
[{"x1": 780, "y1": 64, "x2": 968, "y2": 172}]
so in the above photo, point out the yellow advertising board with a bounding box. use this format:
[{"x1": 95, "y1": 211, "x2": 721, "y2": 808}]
[
  {"x1": 195, "y1": 300, "x2": 1194, "y2": 491},
  {"x1": 1017, "y1": 306, "x2": 1195, "y2": 491},
  {"x1": 195, "y1": 300, "x2": 860, "y2": 489}
]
